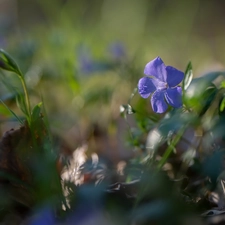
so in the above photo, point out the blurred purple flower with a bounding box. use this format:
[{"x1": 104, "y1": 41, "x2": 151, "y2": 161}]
[
  {"x1": 108, "y1": 41, "x2": 126, "y2": 60},
  {"x1": 138, "y1": 57, "x2": 184, "y2": 113},
  {"x1": 76, "y1": 44, "x2": 111, "y2": 74},
  {"x1": 77, "y1": 45, "x2": 95, "y2": 74}
]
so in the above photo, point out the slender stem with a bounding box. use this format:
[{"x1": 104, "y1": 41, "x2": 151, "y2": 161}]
[
  {"x1": 157, "y1": 126, "x2": 187, "y2": 170},
  {"x1": 0, "y1": 49, "x2": 32, "y2": 124},
  {"x1": 18, "y1": 70, "x2": 31, "y2": 123},
  {"x1": 128, "y1": 87, "x2": 137, "y2": 105}
]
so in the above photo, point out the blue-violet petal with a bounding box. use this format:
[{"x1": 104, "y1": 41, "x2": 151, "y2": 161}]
[
  {"x1": 165, "y1": 87, "x2": 182, "y2": 108},
  {"x1": 166, "y1": 66, "x2": 184, "y2": 87},
  {"x1": 138, "y1": 76, "x2": 156, "y2": 98},
  {"x1": 144, "y1": 57, "x2": 167, "y2": 82},
  {"x1": 151, "y1": 90, "x2": 168, "y2": 113}
]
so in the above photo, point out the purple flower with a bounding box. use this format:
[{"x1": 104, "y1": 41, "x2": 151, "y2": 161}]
[
  {"x1": 138, "y1": 57, "x2": 184, "y2": 113},
  {"x1": 108, "y1": 41, "x2": 126, "y2": 60},
  {"x1": 76, "y1": 45, "x2": 95, "y2": 74}
]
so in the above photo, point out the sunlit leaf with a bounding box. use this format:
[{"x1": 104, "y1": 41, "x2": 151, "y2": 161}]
[
  {"x1": 0, "y1": 104, "x2": 12, "y2": 117},
  {"x1": 220, "y1": 80, "x2": 225, "y2": 89},
  {"x1": 182, "y1": 61, "x2": 193, "y2": 91},
  {"x1": 220, "y1": 96, "x2": 225, "y2": 112},
  {"x1": 146, "y1": 127, "x2": 166, "y2": 157},
  {"x1": 120, "y1": 104, "x2": 135, "y2": 118}
]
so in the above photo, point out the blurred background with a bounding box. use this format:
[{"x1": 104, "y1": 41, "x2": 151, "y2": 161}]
[{"x1": 0, "y1": 0, "x2": 225, "y2": 163}]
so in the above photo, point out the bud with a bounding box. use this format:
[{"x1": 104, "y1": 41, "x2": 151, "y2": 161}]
[{"x1": 0, "y1": 49, "x2": 20, "y2": 74}]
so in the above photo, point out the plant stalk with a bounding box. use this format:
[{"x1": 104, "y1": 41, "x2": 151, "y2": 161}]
[
  {"x1": 157, "y1": 126, "x2": 187, "y2": 170},
  {"x1": 18, "y1": 70, "x2": 31, "y2": 123}
]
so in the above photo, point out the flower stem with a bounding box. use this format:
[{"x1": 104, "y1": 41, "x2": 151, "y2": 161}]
[{"x1": 157, "y1": 126, "x2": 187, "y2": 170}]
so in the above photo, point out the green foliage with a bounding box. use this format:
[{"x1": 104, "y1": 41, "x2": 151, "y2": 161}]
[
  {"x1": 0, "y1": 98, "x2": 23, "y2": 124},
  {"x1": 120, "y1": 104, "x2": 135, "y2": 118},
  {"x1": 16, "y1": 93, "x2": 29, "y2": 117},
  {"x1": 0, "y1": 49, "x2": 34, "y2": 125},
  {"x1": 183, "y1": 72, "x2": 225, "y2": 115},
  {"x1": 182, "y1": 61, "x2": 193, "y2": 91},
  {"x1": 31, "y1": 102, "x2": 43, "y2": 122},
  {"x1": 0, "y1": 49, "x2": 21, "y2": 75},
  {"x1": 1, "y1": 1, "x2": 225, "y2": 224},
  {"x1": 0, "y1": 22, "x2": 225, "y2": 225}
]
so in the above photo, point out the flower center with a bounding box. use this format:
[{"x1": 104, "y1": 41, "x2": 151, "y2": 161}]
[{"x1": 157, "y1": 81, "x2": 167, "y2": 91}]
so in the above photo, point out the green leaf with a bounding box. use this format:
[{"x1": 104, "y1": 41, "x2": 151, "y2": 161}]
[
  {"x1": 184, "y1": 77, "x2": 217, "y2": 114},
  {"x1": 16, "y1": 94, "x2": 28, "y2": 117},
  {"x1": 0, "y1": 98, "x2": 23, "y2": 124},
  {"x1": 157, "y1": 125, "x2": 187, "y2": 169},
  {"x1": 31, "y1": 102, "x2": 43, "y2": 122},
  {"x1": 158, "y1": 110, "x2": 197, "y2": 136},
  {"x1": 0, "y1": 49, "x2": 21, "y2": 75},
  {"x1": 199, "y1": 71, "x2": 225, "y2": 84},
  {"x1": 219, "y1": 96, "x2": 225, "y2": 112},
  {"x1": 0, "y1": 104, "x2": 12, "y2": 117},
  {"x1": 183, "y1": 61, "x2": 193, "y2": 91},
  {"x1": 220, "y1": 80, "x2": 225, "y2": 89}
]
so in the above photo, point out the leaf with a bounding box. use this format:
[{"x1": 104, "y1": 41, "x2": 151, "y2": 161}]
[
  {"x1": 220, "y1": 80, "x2": 225, "y2": 89},
  {"x1": 220, "y1": 97, "x2": 225, "y2": 112},
  {"x1": 184, "y1": 76, "x2": 218, "y2": 114},
  {"x1": 120, "y1": 104, "x2": 135, "y2": 117},
  {"x1": 0, "y1": 49, "x2": 21, "y2": 75},
  {"x1": 157, "y1": 125, "x2": 187, "y2": 169},
  {"x1": 0, "y1": 104, "x2": 12, "y2": 117},
  {"x1": 183, "y1": 61, "x2": 193, "y2": 91},
  {"x1": 186, "y1": 71, "x2": 225, "y2": 99},
  {"x1": 16, "y1": 94, "x2": 28, "y2": 117},
  {"x1": 0, "y1": 98, "x2": 23, "y2": 124},
  {"x1": 158, "y1": 110, "x2": 197, "y2": 136},
  {"x1": 146, "y1": 127, "x2": 166, "y2": 157},
  {"x1": 126, "y1": 104, "x2": 135, "y2": 115},
  {"x1": 201, "y1": 71, "x2": 225, "y2": 83},
  {"x1": 31, "y1": 102, "x2": 43, "y2": 122}
]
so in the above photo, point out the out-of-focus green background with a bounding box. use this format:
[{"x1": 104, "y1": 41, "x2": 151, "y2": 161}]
[
  {"x1": 2, "y1": 0, "x2": 225, "y2": 71},
  {"x1": 0, "y1": 0, "x2": 225, "y2": 162}
]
